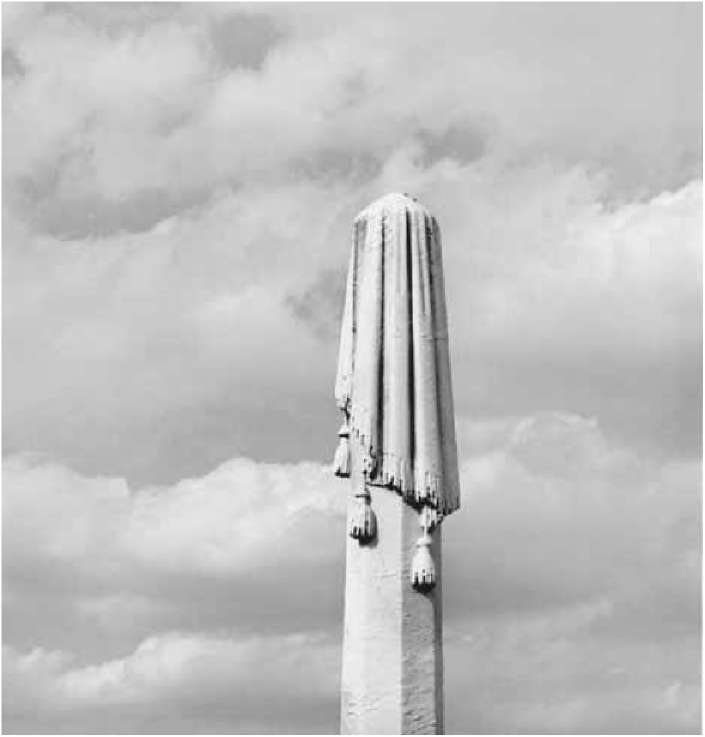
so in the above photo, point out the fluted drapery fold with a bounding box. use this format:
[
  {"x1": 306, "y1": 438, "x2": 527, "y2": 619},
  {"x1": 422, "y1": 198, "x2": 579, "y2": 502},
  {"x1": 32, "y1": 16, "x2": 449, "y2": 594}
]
[{"x1": 335, "y1": 193, "x2": 460, "y2": 517}]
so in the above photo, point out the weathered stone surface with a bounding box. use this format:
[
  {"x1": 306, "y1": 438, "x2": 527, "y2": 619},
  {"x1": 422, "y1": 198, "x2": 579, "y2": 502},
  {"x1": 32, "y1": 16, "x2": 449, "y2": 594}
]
[
  {"x1": 340, "y1": 456, "x2": 443, "y2": 734},
  {"x1": 337, "y1": 193, "x2": 455, "y2": 734}
]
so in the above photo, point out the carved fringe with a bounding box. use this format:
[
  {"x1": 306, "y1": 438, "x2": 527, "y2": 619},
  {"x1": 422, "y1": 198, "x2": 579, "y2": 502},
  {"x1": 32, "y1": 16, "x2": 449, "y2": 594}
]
[
  {"x1": 344, "y1": 430, "x2": 450, "y2": 517},
  {"x1": 333, "y1": 412, "x2": 452, "y2": 517}
]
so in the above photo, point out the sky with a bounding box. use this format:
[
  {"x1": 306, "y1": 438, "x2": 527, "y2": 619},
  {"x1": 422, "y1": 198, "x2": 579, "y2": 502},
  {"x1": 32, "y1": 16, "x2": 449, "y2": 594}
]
[{"x1": 1, "y1": 2, "x2": 702, "y2": 733}]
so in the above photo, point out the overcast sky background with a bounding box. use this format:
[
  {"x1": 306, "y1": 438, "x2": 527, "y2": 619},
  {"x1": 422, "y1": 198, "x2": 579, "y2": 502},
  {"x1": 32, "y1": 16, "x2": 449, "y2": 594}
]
[{"x1": 2, "y1": 2, "x2": 702, "y2": 734}]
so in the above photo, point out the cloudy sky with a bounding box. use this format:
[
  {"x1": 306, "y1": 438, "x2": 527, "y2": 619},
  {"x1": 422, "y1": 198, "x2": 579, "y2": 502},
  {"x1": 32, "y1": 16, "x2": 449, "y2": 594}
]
[{"x1": 2, "y1": 2, "x2": 702, "y2": 733}]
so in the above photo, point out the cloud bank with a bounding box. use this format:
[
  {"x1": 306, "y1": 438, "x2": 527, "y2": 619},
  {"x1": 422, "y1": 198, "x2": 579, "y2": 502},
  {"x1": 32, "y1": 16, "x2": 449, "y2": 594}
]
[
  {"x1": 3, "y1": 413, "x2": 700, "y2": 732},
  {"x1": 3, "y1": 3, "x2": 701, "y2": 733}
]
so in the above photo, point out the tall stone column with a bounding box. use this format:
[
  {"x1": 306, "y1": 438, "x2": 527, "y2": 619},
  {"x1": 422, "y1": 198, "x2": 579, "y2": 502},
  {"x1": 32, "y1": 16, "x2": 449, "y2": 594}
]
[
  {"x1": 340, "y1": 448, "x2": 444, "y2": 734},
  {"x1": 333, "y1": 193, "x2": 459, "y2": 735}
]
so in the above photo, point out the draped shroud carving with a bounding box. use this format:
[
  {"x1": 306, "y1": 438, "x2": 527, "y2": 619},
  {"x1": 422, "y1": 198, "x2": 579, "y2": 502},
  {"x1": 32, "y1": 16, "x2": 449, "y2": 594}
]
[{"x1": 334, "y1": 193, "x2": 460, "y2": 519}]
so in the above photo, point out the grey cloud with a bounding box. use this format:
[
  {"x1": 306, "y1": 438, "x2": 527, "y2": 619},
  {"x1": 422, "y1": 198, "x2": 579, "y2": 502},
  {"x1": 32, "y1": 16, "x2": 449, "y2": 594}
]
[
  {"x1": 2, "y1": 46, "x2": 25, "y2": 79},
  {"x1": 208, "y1": 12, "x2": 284, "y2": 72},
  {"x1": 444, "y1": 622, "x2": 699, "y2": 734},
  {"x1": 465, "y1": 348, "x2": 702, "y2": 462},
  {"x1": 41, "y1": 2, "x2": 184, "y2": 37},
  {"x1": 13, "y1": 179, "x2": 215, "y2": 240},
  {"x1": 435, "y1": 174, "x2": 702, "y2": 463},
  {"x1": 3, "y1": 560, "x2": 346, "y2": 667},
  {"x1": 289, "y1": 148, "x2": 381, "y2": 184},
  {"x1": 336, "y1": 71, "x2": 369, "y2": 112},
  {"x1": 444, "y1": 414, "x2": 700, "y2": 620},
  {"x1": 2, "y1": 452, "x2": 346, "y2": 732},
  {"x1": 4, "y1": 1, "x2": 700, "y2": 234},
  {"x1": 418, "y1": 118, "x2": 494, "y2": 167},
  {"x1": 3, "y1": 412, "x2": 699, "y2": 733},
  {"x1": 2, "y1": 453, "x2": 346, "y2": 659},
  {"x1": 2, "y1": 366, "x2": 342, "y2": 487},
  {"x1": 2, "y1": 7, "x2": 701, "y2": 731},
  {"x1": 3, "y1": 631, "x2": 340, "y2": 734},
  {"x1": 285, "y1": 266, "x2": 346, "y2": 342},
  {"x1": 442, "y1": 414, "x2": 701, "y2": 733},
  {"x1": 2, "y1": 183, "x2": 351, "y2": 486},
  {"x1": 3, "y1": 172, "x2": 700, "y2": 487}
]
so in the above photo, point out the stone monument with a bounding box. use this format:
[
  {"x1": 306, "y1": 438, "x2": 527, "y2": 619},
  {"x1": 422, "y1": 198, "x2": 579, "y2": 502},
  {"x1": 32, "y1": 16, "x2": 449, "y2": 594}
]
[{"x1": 333, "y1": 193, "x2": 460, "y2": 734}]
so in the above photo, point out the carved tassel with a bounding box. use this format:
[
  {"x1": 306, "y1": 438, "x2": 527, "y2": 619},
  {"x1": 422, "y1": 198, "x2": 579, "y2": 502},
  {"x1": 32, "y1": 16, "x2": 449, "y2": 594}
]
[
  {"x1": 349, "y1": 490, "x2": 377, "y2": 543},
  {"x1": 333, "y1": 420, "x2": 351, "y2": 478},
  {"x1": 411, "y1": 531, "x2": 436, "y2": 590},
  {"x1": 411, "y1": 507, "x2": 438, "y2": 591}
]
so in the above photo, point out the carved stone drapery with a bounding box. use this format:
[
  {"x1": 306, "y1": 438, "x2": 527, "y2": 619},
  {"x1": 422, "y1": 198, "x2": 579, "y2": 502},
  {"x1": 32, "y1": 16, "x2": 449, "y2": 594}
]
[{"x1": 334, "y1": 192, "x2": 460, "y2": 519}]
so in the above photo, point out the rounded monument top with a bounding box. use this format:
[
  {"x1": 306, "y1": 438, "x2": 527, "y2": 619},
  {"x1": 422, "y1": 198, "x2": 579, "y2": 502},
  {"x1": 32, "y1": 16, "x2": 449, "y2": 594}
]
[{"x1": 355, "y1": 192, "x2": 433, "y2": 222}]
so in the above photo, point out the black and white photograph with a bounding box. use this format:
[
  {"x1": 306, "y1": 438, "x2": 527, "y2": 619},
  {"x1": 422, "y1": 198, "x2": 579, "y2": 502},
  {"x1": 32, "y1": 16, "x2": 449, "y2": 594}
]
[{"x1": 2, "y1": 2, "x2": 702, "y2": 734}]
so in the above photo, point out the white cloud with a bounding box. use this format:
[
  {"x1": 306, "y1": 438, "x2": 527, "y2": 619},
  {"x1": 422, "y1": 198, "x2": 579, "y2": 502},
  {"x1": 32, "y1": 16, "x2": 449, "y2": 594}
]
[
  {"x1": 3, "y1": 164, "x2": 700, "y2": 486},
  {"x1": 3, "y1": 453, "x2": 347, "y2": 731},
  {"x1": 3, "y1": 454, "x2": 345, "y2": 579},
  {"x1": 4, "y1": 631, "x2": 339, "y2": 733},
  {"x1": 443, "y1": 413, "x2": 701, "y2": 733},
  {"x1": 3, "y1": 5, "x2": 700, "y2": 487},
  {"x1": 2, "y1": 5, "x2": 700, "y2": 733},
  {"x1": 4, "y1": 3, "x2": 700, "y2": 222},
  {"x1": 445, "y1": 600, "x2": 700, "y2": 734},
  {"x1": 3, "y1": 412, "x2": 700, "y2": 733},
  {"x1": 446, "y1": 412, "x2": 700, "y2": 616}
]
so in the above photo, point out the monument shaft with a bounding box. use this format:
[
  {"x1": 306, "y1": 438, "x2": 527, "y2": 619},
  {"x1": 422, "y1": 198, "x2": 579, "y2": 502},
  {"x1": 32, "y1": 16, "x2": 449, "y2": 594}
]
[{"x1": 340, "y1": 449, "x2": 444, "y2": 734}]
